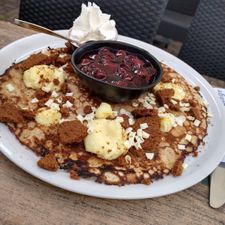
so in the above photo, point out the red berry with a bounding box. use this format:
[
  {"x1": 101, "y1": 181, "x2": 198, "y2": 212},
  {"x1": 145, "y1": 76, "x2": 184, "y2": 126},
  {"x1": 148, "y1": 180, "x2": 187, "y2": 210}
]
[
  {"x1": 116, "y1": 50, "x2": 126, "y2": 61},
  {"x1": 101, "y1": 55, "x2": 113, "y2": 64},
  {"x1": 89, "y1": 54, "x2": 97, "y2": 60},
  {"x1": 148, "y1": 67, "x2": 157, "y2": 76},
  {"x1": 104, "y1": 62, "x2": 118, "y2": 75},
  {"x1": 117, "y1": 67, "x2": 127, "y2": 78},
  {"x1": 132, "y1": 76, "x2": 143, "y2": 87},
  {"x1": 80, "y1": 66, "x2": 89, "y2": 73},
  {"x1": 125, "y1": 55, "x2": 145, "y2": 71},
  {"x1": 145, "y1": 74, "x2": 152, "y2": 82},
  {"x1": 124, "y1": 71, "x2": 133, "y2": 81},
  {"x1": 98, "y1": 47, "x2": 110, "y2": 55},
  {"x1": 99, "y1": 48, "x2": 114, "y2": 59},
  {"x1": 137, "y1": 68, "x2": 149, "y2": 78},
  {"x1": 133, "y1": 58, "x2": 145, "y2": 69},
  {"x1": 80, "y1": 58, "x2": 92, "y2": 66},
  {"x1": 116, "y1": 80, "x2": 127, "y2": 87},
  {"x1": 94, "y1": 68, "x2": 106, "y2": 80}
]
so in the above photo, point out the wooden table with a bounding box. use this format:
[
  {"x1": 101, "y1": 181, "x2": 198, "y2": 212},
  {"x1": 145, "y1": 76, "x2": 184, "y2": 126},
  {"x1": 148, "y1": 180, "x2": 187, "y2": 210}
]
[{"x1": 0, "y1": 20, "x2": 225, "y2": 225}]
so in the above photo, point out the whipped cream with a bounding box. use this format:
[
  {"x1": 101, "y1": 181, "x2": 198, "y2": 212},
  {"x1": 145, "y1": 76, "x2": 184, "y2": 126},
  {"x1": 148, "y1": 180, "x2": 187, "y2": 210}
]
[{"x1": 68, "y1": 2, "x2": 118, "y2": 44}]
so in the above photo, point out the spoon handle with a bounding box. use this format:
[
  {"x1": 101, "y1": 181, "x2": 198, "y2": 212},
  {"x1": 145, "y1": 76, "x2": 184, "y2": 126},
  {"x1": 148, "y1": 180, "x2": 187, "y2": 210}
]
[{"x1": 14, "y1": 19, "x2": 79, "y2": 46}]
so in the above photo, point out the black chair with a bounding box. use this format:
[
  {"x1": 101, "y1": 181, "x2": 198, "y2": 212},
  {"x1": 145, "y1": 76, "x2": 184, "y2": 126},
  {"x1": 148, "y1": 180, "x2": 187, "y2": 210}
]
[
  {"x1": 179, "y1": 0, "x2": 225, "y2": 80},
  {"x1": 19, "y1": 0, "x2": 168, "y2": 43},
  {"x1": 157, "y1": 0, "x2": 200, "y2": 42}
]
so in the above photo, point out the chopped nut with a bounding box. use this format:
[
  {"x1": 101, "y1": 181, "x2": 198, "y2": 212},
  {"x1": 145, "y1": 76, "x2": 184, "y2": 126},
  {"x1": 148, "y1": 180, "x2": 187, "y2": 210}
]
[
  {"x1": 65, "y1": 92, "x2": 73, "y2": 97},
  {"x1": 51, "y1": 91, "x2": 59, "y2": 97},
  {"x1": 158, "y1": 107, "x2": 166, "y2": 113},
  {"x1": 182, "y1": 163, "x2": 188, "y2": 169},
  {"x1": 180, "y1": 107, "x2": 190, "y2": 112},
  {"x1": 45, "y1": 99, "x2": 60, "y2": 111},
  {"x1": 128, "y1": 118, "x2": 135, "y2": 125},
  {"x1": 125, "y1": 155, "x2": 132, "y2": 164},
  {"x1": 31, "y1": 98, "x2": 39, "y2": 103},
  {"x1": 178, "y1": 144, "x2": 186, "y2": 150},
  {"x1": 170, "y1": 99, "x2": 178, "y2": 105},
  {"x1": 6, "y1": 83, "x2": 15, "y2": 92},
  {"x1": 164, "y1": 104, "x2": 169, "y2": 109},
  {"x1": 193, "y1": 119, "x2": 201, "y2": 127},
  {"x1": 63, "y1": 100, "x2": 73, "y2": 108},
  {"x1": 145, "y1": 152, "x2": 154, "y2": 160},
  {"x1": 69, "y1": 152, "x2": 78, "y2": 161},
  {"x1": 132, "y1": 102, "x2": 139, "y2": 107},
  {"x1": 187, "y1": 116, "x2": 195, "y2": 121},
  {"x1": 140, "y1": 123, "x2": 148, "y2": 129},
  {"x1": 115, "y1": 116, "x2": 124, "y2": 123},
  {"x1": 142, "y1": 131, "x2": 150, "y2": 139},
  {"x1": 185, "y1": 134, "x2": 192, "y2": 142}
]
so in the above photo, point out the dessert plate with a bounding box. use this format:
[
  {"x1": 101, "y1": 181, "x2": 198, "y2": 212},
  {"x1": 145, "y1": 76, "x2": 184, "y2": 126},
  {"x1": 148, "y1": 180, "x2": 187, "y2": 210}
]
[{"x1": 0, "y1": 31, "x2": 225, "y2": 199}]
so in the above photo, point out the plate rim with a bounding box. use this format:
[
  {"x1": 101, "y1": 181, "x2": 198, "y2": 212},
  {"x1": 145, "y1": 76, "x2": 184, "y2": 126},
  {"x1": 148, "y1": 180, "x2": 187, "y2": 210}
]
[{"x1": 0, "y1": 31, "x2": 225, "y2": 199}]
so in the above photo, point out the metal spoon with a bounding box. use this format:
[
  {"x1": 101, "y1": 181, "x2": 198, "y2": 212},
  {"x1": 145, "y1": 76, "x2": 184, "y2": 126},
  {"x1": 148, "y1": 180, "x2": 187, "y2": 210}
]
[{"x1": 14, "y1": 19, "x2": 80, "y2": 46}]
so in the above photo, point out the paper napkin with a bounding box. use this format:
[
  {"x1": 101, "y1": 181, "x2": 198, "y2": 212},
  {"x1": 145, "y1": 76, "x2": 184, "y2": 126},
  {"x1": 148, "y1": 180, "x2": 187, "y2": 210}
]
[{"x1": 214, "y1": 88, "x2": 225, "y2": 163}]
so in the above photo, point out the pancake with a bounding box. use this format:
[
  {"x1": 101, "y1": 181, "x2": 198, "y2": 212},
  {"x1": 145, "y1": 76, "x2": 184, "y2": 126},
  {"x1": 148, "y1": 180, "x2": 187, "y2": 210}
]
[{"x1": 0, "y1": 43, "x2": 209, "y2": 185}]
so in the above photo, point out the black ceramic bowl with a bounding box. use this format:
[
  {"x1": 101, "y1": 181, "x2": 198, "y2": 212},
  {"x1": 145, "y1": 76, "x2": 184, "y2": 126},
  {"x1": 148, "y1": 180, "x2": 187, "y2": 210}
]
[{"x1": 71, "y1": 40, "x2": 162, "y2": 103}]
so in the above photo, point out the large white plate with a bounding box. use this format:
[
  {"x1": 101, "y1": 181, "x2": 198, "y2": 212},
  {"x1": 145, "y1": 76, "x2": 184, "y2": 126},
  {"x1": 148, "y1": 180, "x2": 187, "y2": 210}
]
[{"x1": 0, "y1": 31, "x2": 225, "y2": 199}]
